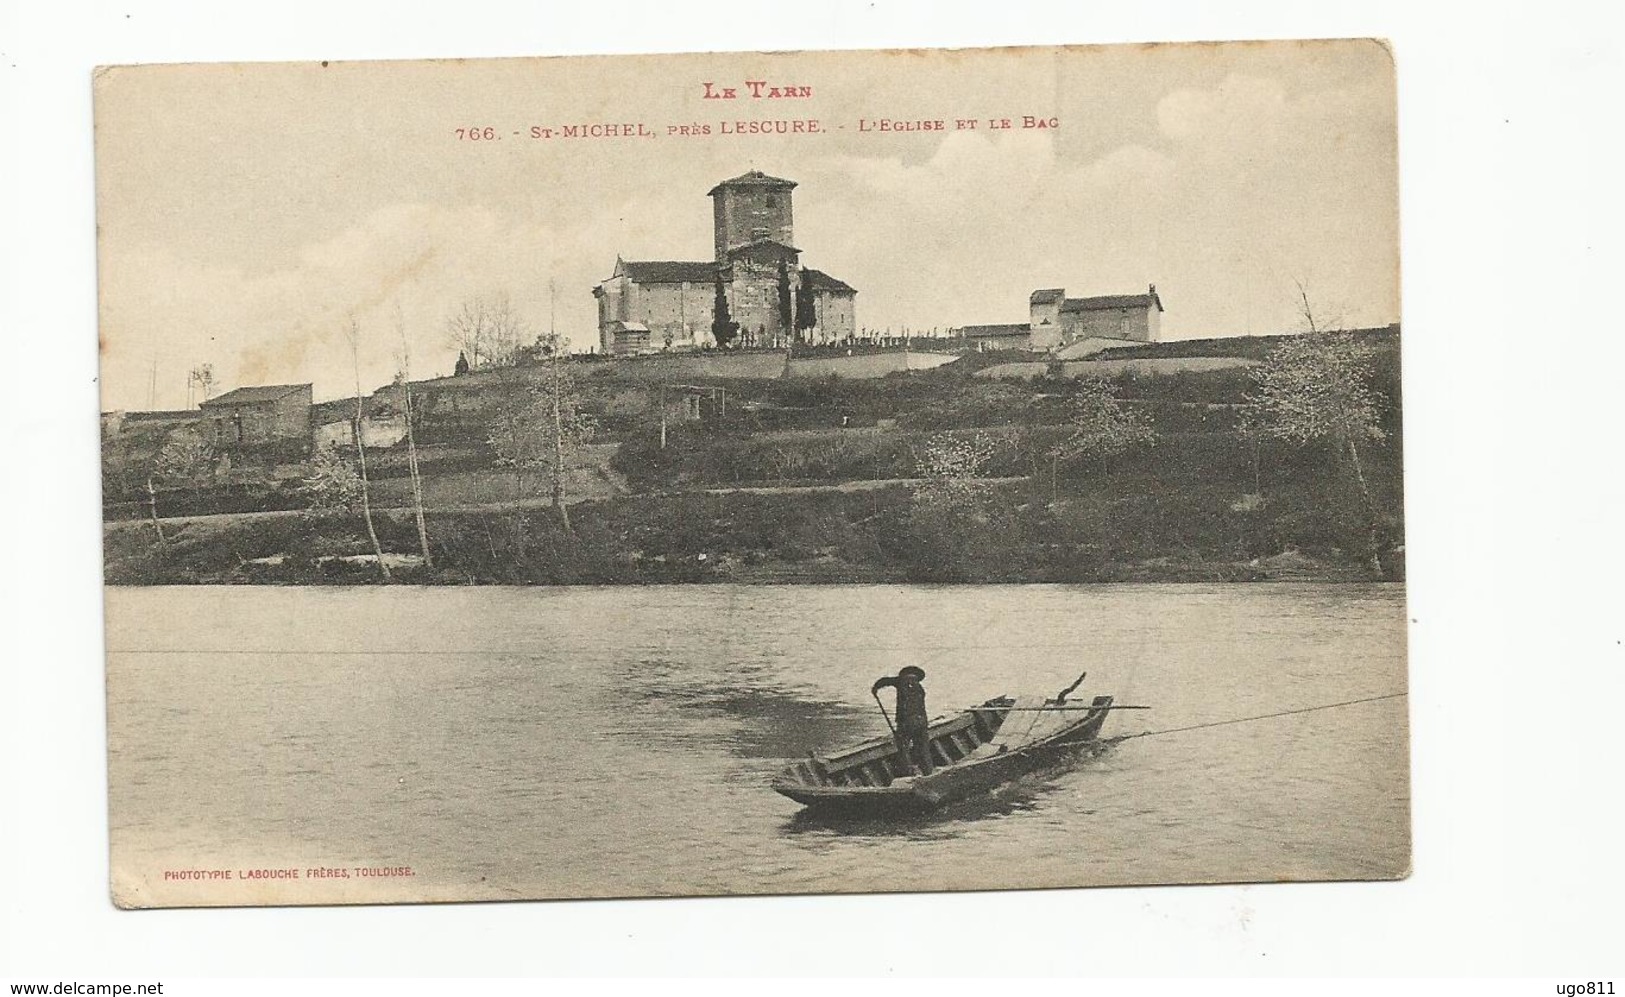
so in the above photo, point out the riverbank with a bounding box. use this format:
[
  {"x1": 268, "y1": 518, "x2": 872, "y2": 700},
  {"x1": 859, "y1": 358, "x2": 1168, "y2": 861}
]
[{"x1": 103, "y1": 482, "x2": 1400, "y2": 586}]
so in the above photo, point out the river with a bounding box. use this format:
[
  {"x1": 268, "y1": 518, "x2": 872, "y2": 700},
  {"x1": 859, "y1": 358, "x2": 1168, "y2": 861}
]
[{"x1": 105, "y1": 583, "x2": 1409, "y2": 906}]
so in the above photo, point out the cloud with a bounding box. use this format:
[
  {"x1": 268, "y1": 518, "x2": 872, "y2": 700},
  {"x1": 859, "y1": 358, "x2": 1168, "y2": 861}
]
[
  {"x1": 791, "y1": 72, "x2": 1396, "y2": 339},
  {"x1": 1157, "y1": 74, "x2": 1289, "y2": 143},
  {"x1": 99, "y1": 71, "x2": 1396, "y2": 411},
  {"x1": 101, "y1": 205, "x2": 558, "y2": 409},
  {"x1": 787, "y1": 130, "x2": 1180, "y2": 332}
]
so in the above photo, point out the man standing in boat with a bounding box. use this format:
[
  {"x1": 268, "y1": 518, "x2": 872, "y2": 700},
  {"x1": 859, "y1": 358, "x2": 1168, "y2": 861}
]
[{"x1": 872, "y1": 666, "x2": 934, "y2": 776}]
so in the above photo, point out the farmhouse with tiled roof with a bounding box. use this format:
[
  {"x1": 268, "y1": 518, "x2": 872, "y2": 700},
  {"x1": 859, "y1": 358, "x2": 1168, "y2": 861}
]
[
  {"x1": 1029, "y1": 285, "x2": 1164, "y2": 350},
  {"x1": 198, "y1": 383, "x2": 312, "y2": 445}
]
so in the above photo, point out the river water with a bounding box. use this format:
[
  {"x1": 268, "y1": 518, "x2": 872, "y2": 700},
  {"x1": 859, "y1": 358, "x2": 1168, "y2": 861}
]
[{"x1": 105, "y1": 583, "x2": 1409, "y2": 906}]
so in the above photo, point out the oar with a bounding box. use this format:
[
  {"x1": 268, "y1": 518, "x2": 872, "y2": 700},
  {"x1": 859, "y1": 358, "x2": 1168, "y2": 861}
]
[
  {"x1": 968, "y1": 704, "x2": 1151, "y2": 711},
  {"x1": 871, "y1": 688, "x2": 899, "y2": 737}
]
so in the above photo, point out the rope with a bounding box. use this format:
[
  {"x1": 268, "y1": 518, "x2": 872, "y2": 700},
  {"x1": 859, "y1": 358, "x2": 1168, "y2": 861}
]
[{"x1": 1108, "y1": 691, "x2": 1407, "y2": 742}]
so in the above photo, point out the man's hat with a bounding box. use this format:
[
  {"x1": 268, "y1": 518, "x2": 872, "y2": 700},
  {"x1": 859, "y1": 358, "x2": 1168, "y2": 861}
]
[{"x1": 899, "y1": 666, "x2": 926, "y2": 681}]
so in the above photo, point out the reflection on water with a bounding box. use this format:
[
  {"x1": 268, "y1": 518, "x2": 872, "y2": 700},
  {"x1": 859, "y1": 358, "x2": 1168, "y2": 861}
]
[
  {"x1": 604, "y1": 656, "x2": 874, "y2": 760},
  {"x1": 106, "y1": 582, "x2": 1409, "y2": 905}
]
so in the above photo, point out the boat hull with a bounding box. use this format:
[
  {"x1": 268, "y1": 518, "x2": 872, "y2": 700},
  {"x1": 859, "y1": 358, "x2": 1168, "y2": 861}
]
[{"x1": 772, "y1": 695, "x2": 1115, "y2": 816}]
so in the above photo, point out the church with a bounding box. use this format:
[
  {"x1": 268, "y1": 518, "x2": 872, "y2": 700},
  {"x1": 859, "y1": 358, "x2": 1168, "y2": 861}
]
[{"x1": 593, "y1": 171, "x2": 857, "y2": 355}]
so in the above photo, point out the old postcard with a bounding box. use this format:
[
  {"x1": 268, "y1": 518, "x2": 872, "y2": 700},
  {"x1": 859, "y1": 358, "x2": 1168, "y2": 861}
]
[{"x1": 96, "y1": 40, "x2": 1407, "y2": 907}]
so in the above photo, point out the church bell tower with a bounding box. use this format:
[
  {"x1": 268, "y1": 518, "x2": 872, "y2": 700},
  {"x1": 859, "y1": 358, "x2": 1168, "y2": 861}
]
[{"x1": 708, "y1": 170, "x2": 797, "y2": 262}]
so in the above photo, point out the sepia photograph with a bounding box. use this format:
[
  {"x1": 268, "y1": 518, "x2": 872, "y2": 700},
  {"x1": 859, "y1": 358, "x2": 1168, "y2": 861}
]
[{"x1": 93, "y1": 40, "x2": 1408, "y2": 908}]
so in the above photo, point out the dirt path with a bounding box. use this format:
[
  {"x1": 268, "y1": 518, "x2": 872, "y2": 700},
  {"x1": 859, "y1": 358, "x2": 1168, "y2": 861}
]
[{"x1": 698, "y1": 476, "x2": 1027, "y2": 496}]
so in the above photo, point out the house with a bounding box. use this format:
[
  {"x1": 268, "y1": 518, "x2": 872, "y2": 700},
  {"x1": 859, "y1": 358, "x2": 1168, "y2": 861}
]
[
  {"x1": 1029, "y1": 285, "x2": 1163, "y2": 349},
  {"x1": 198, "y1": 383, "x2": 312, "y2": 446}
]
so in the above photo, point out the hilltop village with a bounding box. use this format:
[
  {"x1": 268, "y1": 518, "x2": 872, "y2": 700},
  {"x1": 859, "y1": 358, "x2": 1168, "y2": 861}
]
[{"x1": 101, "y1": 171, "x2": 1405, "y2": 586}]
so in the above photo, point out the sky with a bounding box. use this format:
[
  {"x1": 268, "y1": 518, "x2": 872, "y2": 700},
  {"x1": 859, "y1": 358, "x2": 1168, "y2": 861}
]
[{"x1": 93, "y1": 41, "x2": 1398, "y2": 409}]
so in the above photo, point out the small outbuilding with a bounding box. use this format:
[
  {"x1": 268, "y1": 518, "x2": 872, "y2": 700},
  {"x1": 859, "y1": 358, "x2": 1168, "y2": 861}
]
[
  {"x1": 604, "y1": 320, "x2": 654, "y2": 356},
  {"x1": 956, "y1": 323, "x2": 1035, "y2": 351}
]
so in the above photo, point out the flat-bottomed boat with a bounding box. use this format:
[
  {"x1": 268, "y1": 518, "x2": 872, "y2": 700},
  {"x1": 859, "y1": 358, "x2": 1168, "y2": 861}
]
[{"x1": 772, "y1": 689, "x2": 1118, "y2": 816}]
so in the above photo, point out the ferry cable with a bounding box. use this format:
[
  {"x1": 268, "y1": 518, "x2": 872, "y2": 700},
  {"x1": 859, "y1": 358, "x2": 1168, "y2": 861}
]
[{"x1": 1108, "y1": 691, "x2": 1409, "y2": 743}]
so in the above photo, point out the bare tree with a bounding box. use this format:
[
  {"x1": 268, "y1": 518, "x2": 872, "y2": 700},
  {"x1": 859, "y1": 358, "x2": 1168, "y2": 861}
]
[
  {"x1": 546, "y1": 336, "x2": 592, "y2": 531},
  {"x1": 343, "y1": 316, "x2": 391, "y2": 581},
  {"x1": 186, "y1": 363, "x2": 214, "y2": 407},
  {"x1": 145, "y1": 426, "x2": 217, "y2": 541},
  {"x1": 395, "y1": 308, "x2": 434, "y2": 569},
  {"x1": 143, "y1": 476, "x2": 166, "y2": 544},
  {"x1": 444, "y1": 293, "x2": 528, "y2": 371},
  {"x1": 485, "y1": 334, "x2": 595, "y2": 532},
  {"x1": 1289, "y1": 277, "x2": 1355, "y2": 336}
]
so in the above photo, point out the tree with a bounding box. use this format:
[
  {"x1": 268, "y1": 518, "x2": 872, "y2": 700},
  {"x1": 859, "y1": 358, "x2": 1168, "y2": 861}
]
[
  {"x1": 454, "y1": 351, "x2": 471, "y2": 376},
  {"x1": 776, "y1": 259, "x2": 793, "y2": 343},
  {"x1": 904, "y1": 430, "x2": 1010, "y2": 581},
  {"x1": 1047, "y1": 376, "x2": 1156, "y2": 500},
  {"x1": 445, "y1": 293, "x2": 528, "y2": 371},
  {"x1": 395, "y1": 308, "x2": 433, "y2": 569},
  {"x1": 795, "y1": 268, "x2": 818, "y2": 341},
  {"x1": 186, "y1": 363, "x2": 214, "y2": 406},
  {"x1": 303, "y1": 441, "x2": 363, "y2": 511},
  {"x1": 154, "y1": 426, "x2": 216, "y2": 481},
  {"x1": 711, "y1": 272, "x2": 739, "y2": 348},
  {"x1": 142, "y1": 426, "x2": 217, "y2": 542},
  {"x1": 343, "y1": 316, "x2": 391, "y2": 580},
  {"x1": 486, "y1": 334, "x2": 595, "y2": 532},
  {"x1": 914, "y1": 431, "x2": 1000, "y2": 509},
  {"x1": 1243, "y1": 324, "x2": 1388, "y2": 574}
]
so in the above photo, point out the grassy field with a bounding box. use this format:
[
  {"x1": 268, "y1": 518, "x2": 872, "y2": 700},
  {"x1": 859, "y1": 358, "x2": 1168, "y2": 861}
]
[{"x1": 104, "y1": 328, "x2": 1404, "y2": 585}]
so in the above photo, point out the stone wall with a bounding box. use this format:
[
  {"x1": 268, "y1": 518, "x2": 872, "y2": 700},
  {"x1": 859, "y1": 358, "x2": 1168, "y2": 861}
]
[
  {"x1": 808, "y1": 292, "x2": 856, "y2": 343},
  {"x1": 627, "y1": 282, "x2": 716, "y2": 349},
  {"x1": 313, "y1": 414, "x2": 409, "y2": 449}
]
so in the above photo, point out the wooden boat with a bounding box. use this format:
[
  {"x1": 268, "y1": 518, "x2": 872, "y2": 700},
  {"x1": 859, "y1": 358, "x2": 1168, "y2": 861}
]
[{"x1": 772, "y1": 687, "x2": 1119, "y2": 816}]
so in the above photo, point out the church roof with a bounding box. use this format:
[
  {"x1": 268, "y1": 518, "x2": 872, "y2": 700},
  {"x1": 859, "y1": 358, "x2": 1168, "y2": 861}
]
[
  {"x1": 726, "y1": 238, "x2": 802, "y2": 257},
  {"x1": 1029, "y1": 288, "x2": 1065, "y2": 304},
  {"x1": 1061, "y1": 291, "x2": 1163, "y2": 314},
  {"x1": 707, "y1": 169, "x2": 797, "y2": 196},
  {"x1": 612, "y1": 259, "x2": 853, "y2": 293},
  {"x1": 617, "y1": 260, "x2": 718, "y2": 284},
  {"x1": 803, "y1": 269, "x2": 856, "y2": 293}
]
